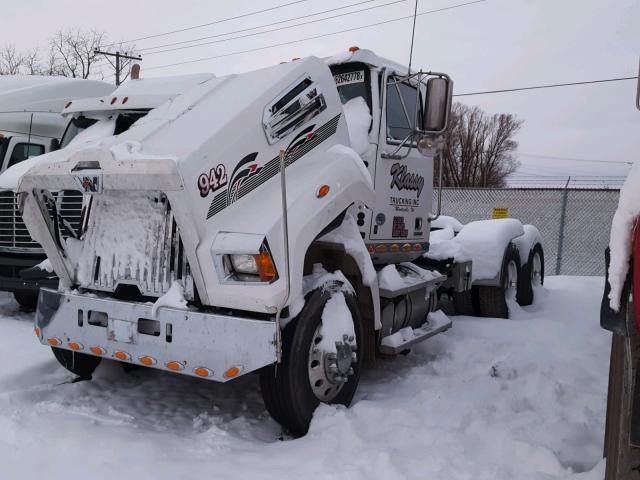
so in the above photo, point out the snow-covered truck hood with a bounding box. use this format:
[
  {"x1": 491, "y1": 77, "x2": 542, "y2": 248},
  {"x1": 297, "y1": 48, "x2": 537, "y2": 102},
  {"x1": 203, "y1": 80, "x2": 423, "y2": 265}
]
[{"x1": 18, "y1": 57, "x2": 373, "y2": 313}]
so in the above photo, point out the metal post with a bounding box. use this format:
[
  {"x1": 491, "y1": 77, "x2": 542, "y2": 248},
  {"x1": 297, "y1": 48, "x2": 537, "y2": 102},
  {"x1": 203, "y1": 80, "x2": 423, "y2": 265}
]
[
  {"x1": 274, "y1": 149, "x2": 291, "y2": 362},
  {"x1": 115, "y1": 52, "x2": 120, "y2": 86},
  {"x1": 555, "y1": 176, "x2": 571, "y2": 275},
  {"x1": 94, "y1": 50, "x2": 142, "y2": 86}
]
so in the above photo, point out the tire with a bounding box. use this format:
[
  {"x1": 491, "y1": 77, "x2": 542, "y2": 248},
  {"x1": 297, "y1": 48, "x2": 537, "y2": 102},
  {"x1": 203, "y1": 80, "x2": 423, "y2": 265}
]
[
  {"x1": 51, "y1": 347, "x2": 101, "y2": 379},
  {"x1": 13, "y1": 291, "x2": 38, "y2": 311},
  {"x1": 604, "y1": 293, "x2": 640, "y2": 479},
  {"x1": 452, "y1": 286, "x2": 479, "y2": 316},
  {"x1": 517, "y1": 243, "x2": 545, "y2": 307},
  {"x1": 478, "y1": 245, "x2": 520, "y2": 319},
  {"x1": 259, "y1": 284, "x2": 363, "y2": 436}
]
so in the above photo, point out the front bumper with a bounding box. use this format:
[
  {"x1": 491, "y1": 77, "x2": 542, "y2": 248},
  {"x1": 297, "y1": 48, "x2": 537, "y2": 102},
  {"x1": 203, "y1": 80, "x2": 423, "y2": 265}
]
[{"x1": 35, "y1": 289, "x2": 278, "y2": 382}]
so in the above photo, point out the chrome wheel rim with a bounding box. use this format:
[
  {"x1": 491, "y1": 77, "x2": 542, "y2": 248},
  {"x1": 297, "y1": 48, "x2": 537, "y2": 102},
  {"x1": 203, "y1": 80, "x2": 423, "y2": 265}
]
[
  {"x1": 505, "y1": 259, "x2": 518, "y2": 301},
  {"x1": 531, "y1": 252, "x2": 542, "y2": 286},
  {"x1": 307, "y1": 326, "x2": 357, "y2": 403}
]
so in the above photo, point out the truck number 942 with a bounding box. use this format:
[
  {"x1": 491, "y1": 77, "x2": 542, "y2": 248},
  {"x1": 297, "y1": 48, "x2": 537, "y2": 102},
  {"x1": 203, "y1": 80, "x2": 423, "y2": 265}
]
[{"x1": 198, "y1": 164, "x2": 228, "y2": 197}]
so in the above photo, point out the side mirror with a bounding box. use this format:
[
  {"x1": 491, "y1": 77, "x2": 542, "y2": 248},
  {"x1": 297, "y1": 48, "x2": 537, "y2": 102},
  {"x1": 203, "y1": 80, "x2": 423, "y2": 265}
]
[
  {"x1": 50, "y1": 138, "x2": 61, "y2": 152},
  {"x1": 423, "y1": 77, "x2": 452, "y2": 133}
]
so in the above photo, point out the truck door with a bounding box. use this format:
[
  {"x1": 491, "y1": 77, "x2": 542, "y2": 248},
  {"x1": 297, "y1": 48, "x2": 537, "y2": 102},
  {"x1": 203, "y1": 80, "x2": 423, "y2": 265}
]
[
  {"x1": 371, "y1": 70, "x2": 433, "y2": 243},
  {"x1": 1, "y1": 138, "x2": 46, "y2": 173}
]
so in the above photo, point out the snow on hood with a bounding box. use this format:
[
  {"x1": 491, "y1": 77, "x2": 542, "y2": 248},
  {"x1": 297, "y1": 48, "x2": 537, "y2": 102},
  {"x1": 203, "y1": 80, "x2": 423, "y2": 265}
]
[
  {"x1": 342, "y1": 96, "x2": 371, "y2": 156},
  {"x1": 431, "y1": 215, "x2": 465, "y2": 233},
  {"x1": 608, "y1": 160, "x2": 640, "y2": 311}
]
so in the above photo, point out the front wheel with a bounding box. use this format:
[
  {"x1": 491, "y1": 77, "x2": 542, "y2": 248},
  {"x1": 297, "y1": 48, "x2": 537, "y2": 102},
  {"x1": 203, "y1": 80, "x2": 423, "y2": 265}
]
[
  {"x1": 13, "y1": 291, "x2": 38, "y2": 311},
  {"x1": 259, "y1": 283, "x2": 363, "y2": 436}
]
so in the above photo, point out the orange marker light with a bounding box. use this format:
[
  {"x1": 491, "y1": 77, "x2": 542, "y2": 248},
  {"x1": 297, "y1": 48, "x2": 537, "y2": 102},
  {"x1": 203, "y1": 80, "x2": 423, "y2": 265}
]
[
  {"x1": 34, "y1": 326, "x2": 41, "y2": 338},
  {"x1": 194, "y1": 367, "x2": 213, "y2": 378},
  {"x1": 64, "y1": 101, "x2": 73, "y2": 109},
  {"x1": 255, "y1": 251, "x2": 277, "y2": 282},
  {"x1": 122, "y1": 96, "x2": 129, "y2": 104},
  {"x1": 138, "y1": 356, "x2": 157, "y2": 366},
  {"x1": 389, "y1": 244, "x2": 400, "y2": 253},
  {"x1": 224, "y1": 366, "x2": 242, "y2": 379},
  {"x1": 166, "y1": 361, "x2": 185, "y2": 371},
  {"x1": 349, "y1": 46, "x2": 360, "y2": 52},
  {"x1": 375, "y1": 244, "x2": 387, "y2": 254},
  {"x1": 47, "y1": 337, "x2": 61, "y2": 347},
  {"x1": 114, "y1": 351, "x2": 131, "y2": 361},
  {"x1": 110, "y1": 97, "x2": 117, "y2": 105},
  {"x1": 90, "y1": 346, "x2": 106, "y2": 356},
  {"x1": 68, "y1": 342, "x2": 83, "y2": 351},
  {"x1": 402, "y1": 243, "x2": 412, "y2": 252},
  {"x1": 316, "y1": 185, "x2": 330, "y2": 198}
]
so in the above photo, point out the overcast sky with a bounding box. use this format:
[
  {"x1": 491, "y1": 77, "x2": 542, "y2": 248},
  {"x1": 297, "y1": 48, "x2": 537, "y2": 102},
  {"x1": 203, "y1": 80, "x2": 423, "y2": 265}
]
[{"x1": 4, "y1": 0, "x2": 639, "y2": 181}]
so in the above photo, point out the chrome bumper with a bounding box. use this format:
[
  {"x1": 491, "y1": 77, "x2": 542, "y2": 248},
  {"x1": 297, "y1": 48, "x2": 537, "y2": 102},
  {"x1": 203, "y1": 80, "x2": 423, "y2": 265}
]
[{"x1": 35, "y1": 289, "x2": 278, "y2": 382}]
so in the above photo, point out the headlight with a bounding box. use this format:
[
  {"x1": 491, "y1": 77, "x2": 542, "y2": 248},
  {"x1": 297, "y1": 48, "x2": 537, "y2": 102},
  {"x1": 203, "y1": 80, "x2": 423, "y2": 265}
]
[
  {"x1": 226, "y1": 250, "x2": 278, "y2": 283},
  {"x1": 230, "y1": 254, "x2": 258, "y2": 274}
]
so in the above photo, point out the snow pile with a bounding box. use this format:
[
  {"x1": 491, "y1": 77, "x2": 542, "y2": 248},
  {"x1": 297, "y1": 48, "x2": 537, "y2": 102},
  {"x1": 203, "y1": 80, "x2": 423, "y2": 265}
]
[
  {"x1": 69, "y1": 117, "x2": 116, "y2": 146},
  {"x1": 283, "y1": 264, "x2": 353, "y2": 326},
  {"x1": 377, "y1": 263, "x2": 442, "y2": 291},
  {"x1": 319, "y1": 214, "x2": 376, "y2": 288},
  {"x1": 431, "y1": 215, "x2": 464, "y2": 232},
  {"x1": 381, "y1": 310, "x2": 450, "y2": 348},
  {"x1": 35, "y1": 258, "x2": 53, "y2": 273},
  {"x1": 425, "y1": 226, "x2": 472, "y2": 263},
  {"x1": 151, "y1": 281, "x2": 188, "y2": 317},
  {"x1": 608, "y1": 160, "x2": 640, "y2": 311},
  {"x1": 325, "y1": 51, "x2": 354, "y2": 65},
  {"x1": 455, "y1": 219, "x2": 524, "y2": 280},
  {"x1": 317, "y1": 291, "x2": 356, "y2": 354},
  {"x1": 0, "y1": 276, "x2": 610, "y2": 478},
  {"x1": 110, "y1": 140, "x2": 176, "y2": 162},
  {"x1": 342, "y1": 96, "x2": 371, "y2": 155},
  {"x1": 327, "y1": 144, "x2": 372, "y2": 188},
  {"x1": 513, "y1": 224, "x2": 543, "y2": 265}
]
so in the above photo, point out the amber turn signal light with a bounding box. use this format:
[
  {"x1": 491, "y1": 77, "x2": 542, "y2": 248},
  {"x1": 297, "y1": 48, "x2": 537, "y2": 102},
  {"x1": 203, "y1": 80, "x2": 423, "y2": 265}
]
[{"x1": 255, "y1": 251, "x2": 277, "y2": 282}]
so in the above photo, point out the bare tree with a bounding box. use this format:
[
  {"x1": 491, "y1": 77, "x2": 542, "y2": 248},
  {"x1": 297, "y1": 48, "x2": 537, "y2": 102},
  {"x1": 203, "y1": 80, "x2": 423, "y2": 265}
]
[
  {"x1": 49, "y1": 29, "x2": 106, "y2": 78},
  {"x1": 0, "y1": 44, "x2": 24, "y2": 75},
  {"x1": 22, "y1": 48, "x2": 43, "y2": 75},
  {"x1": 438, "y1": 103, "x2": 522, "y2": 188}
]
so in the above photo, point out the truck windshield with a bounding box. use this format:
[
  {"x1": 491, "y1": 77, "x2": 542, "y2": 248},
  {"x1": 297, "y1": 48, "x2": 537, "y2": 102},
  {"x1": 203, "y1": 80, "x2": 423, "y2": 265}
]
[
  {"x1": 331, "y1": 64, "x2": 372, "y2": 112},
  {"x1": 60, "y1": 116, "x2": 98, "y2": 148}
]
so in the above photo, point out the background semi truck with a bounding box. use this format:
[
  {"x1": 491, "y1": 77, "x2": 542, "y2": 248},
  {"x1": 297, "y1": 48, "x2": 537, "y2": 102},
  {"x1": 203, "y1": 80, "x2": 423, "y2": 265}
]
[
  {"x1": 13, "y1": 49, "x2": 544, "y2": 435},
  {"x1": 0, "y1": 76, "x2": 114, "y2": 308}
]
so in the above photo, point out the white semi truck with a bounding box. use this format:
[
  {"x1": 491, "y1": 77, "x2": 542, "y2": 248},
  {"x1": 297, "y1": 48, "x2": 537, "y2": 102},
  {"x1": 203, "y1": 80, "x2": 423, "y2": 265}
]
[
  {"x1": 0, "y1": 76, "x2": 114, "y2": 308},
  {"x1": 15, "y1": 49, "x2": 544, "y2": 435}
]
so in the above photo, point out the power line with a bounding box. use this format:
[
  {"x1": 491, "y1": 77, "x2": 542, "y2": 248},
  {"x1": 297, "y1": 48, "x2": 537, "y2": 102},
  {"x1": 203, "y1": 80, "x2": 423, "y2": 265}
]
[
  {"x1": 100, "y1": 0, "x2": 312, "y2": 47},
  {"x1": 144, "y1": 0, "x2": 408, "y2": 56},
  {"x1": 140, "y1": 0, "x2": 381, "y2": 53},
  {"x1": 454, "y1": 76, "x2": 639, "y2": 96},
  {"x1": 145, "y1": 0, "x2": 488, "y2": 71}
]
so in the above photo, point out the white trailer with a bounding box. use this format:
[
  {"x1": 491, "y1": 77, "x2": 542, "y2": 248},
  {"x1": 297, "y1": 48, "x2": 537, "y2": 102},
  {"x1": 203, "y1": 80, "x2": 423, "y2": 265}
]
[{"x1": 14, "y1": 49, "x2": 544, "y2": 435}]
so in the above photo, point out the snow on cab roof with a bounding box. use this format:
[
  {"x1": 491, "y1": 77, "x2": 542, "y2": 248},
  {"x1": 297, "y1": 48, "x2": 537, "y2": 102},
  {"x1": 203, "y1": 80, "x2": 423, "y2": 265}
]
[
  {"x1": 325, "y1": 48, "x2": 411, "y2": 75},
  {"x1": 63, "y1": 73, "x2": 215, "y2": 116},
  {"x1": 0, "y1": 75, "x2": 114, "y2": 114}
]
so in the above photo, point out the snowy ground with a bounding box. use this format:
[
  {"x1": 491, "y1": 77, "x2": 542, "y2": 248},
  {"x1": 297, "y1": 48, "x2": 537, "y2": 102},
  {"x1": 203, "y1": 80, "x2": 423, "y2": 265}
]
[{"x1": 0, "y1": 276, "x2": 609, "y2": 479}]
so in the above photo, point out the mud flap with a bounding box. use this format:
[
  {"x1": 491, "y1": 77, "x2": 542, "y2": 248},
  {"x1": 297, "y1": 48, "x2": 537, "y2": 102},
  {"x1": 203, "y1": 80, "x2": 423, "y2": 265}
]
[{"x1": 601, "y1": 247, "x2": 632, "y2": 336}]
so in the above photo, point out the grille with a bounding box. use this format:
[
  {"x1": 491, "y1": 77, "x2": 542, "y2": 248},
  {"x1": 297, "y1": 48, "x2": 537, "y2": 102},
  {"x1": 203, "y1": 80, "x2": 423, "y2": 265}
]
[
  {"x1": 0, "y1": 190, "x2": 84, "y2": 252},
  {"x1": 76, "y1": 191, "x2": 194, "y2": 300}
]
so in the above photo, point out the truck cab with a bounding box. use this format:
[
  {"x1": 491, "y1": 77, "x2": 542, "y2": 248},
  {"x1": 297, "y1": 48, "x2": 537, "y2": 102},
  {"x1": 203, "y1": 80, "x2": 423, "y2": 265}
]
[
  {"x1": 16, "y1": 50, "x2": 538, "y2": 436},
  {"x1": 0, "y1": 76, "x2": 115, "y2": 308}
]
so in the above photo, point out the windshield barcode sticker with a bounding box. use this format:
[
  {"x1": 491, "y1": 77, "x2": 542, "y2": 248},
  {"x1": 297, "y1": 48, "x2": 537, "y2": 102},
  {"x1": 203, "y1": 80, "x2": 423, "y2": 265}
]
[{"x1": 333, "y1": 70, "x2": 365, "y2": 86}]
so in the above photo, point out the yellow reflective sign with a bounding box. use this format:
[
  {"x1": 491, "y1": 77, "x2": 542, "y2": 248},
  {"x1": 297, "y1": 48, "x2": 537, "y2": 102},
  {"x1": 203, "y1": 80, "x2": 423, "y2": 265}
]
[{"x1": 492, "y1": 207, "x2": 509, "y2": 219}]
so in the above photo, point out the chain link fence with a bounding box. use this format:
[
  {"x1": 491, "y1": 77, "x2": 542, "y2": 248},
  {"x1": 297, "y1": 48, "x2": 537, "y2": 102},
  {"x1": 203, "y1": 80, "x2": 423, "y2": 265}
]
[{"x1": 434, "y1": 187, "x2": 620, "y2": 276}]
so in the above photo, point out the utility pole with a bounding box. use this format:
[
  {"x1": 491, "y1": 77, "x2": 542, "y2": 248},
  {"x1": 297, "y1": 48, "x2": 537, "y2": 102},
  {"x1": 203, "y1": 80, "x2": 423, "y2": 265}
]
[{"x1": 94, "y1": 50, "x2": 142, "y2": 86}]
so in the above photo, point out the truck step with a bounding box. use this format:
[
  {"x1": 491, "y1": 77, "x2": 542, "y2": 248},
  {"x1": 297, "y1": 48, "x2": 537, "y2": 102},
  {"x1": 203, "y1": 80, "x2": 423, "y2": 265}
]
[
  {"x1": 378, "y1": 263, "x2": 446, "y2": 299},
  {"x1": 378, "y1": 310, "x2": 452, "y2": 355}
]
